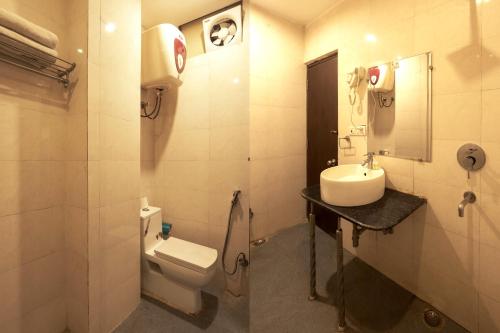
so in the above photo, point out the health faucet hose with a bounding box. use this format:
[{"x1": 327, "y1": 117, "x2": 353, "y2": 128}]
[{"x1": 222, "y1": 190, "x2": 249, "y2": 275}]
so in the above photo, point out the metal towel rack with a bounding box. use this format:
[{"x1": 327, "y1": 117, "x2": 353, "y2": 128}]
[{"x1": 0, "y1": 33, "x2": 76, "y2": 87}]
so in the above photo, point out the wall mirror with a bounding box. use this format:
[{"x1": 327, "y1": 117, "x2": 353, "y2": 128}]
[{"x1": 367, "y1": 52, "x2": 432, "y2": 162}]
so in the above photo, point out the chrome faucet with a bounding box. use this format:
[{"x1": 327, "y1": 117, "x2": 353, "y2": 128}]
[
  {"x1": 458, "y1": 191, "x2": 476, "y2": 217},
  {"x1": 361, "y1": 152, "x2": 375, "y2": 169}
]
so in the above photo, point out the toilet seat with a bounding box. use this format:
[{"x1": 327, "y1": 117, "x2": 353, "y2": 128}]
[{"x1": 153, "y1": 237, "x2": 218, "y2": 274}]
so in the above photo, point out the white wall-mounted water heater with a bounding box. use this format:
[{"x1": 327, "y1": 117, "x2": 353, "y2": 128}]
[
  {"x1": 203, "y1": 5, "x2": 242, "y2": 52},
  {"x1": 367, "y1": 63, "x2": 395, "y2": 92},
  {"x1": 141, "y1": 23, "x2": 187, "y2": 89}
]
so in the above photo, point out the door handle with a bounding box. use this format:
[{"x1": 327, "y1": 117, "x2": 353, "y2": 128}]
[
  {"x1": 330, "y1": 130, "x2": 338, "y2": 134},
  {"x1": 327, "y1": 158, "x2": 336, "y2": 167}
]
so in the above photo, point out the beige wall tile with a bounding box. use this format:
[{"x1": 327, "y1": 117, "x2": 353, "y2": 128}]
[
  {"x1": 65, "y1": 248, "x2": 88, "y2": 303},
  {"x1": 164, "y1": 188, "x2": 209, "y2": 223},
  {"x1": 210, "y1": 126, "x2": 250, "y2": 161},
  {"x1": 481, "y1": 0, "x2": 500, "y2": 38},
  {"x1": 249, "y1": 130, "x2": 269, "y2": 160},
  {"x1": 100, "y1": 274, "x2": 140, "y2": 333},
  {"x1": 88, "y1": 161, "x2": 100, "y2": 209},
  {"x1": 478, "y1": 243, "x2": 500, "y2": 303},
  {"x1": 342, "y1": 220, "x2": 378, "y2": 265},
  {"x1": 0, "y1": 252, "x2": 65, "y2": 324},
  {"x1": 0, "y1": 0, "x2": 89, "y2": 331},
  {"x1": 88, "y1": 0, "x2": 142, "y2": 330},
  {"x1": 481, "y1": 89, "x2": 500, "y2": 143},
  {"x1": 479, "y1": 193, "x2": 500, "y2": 250},
  {"x1": 414, "y1": 180, "x2": 479, "y2": 239},
  {"x1": 304, "y1": 1, "x2": 500, "y2": 329},
  {"x1": 376, "y1": 220, "x2": 416, "y2": 292},
  {"x1": 140, "y1": 118, "x2": 156, "y2": 162},
  {"x1": 481, "y1": 36, "x2": 500, "y2": 90},
  {"x1": 66, "y1": 114, "x2": 88, "y2": 161},
  {"x1": 414, "y1": 140, "x2": 479, "y2": 188},
  {"x1": 65, "y1": 161, "x2": 88, "y2": 209},
  {"x1": 143, "y1": 28, "x2": 250, "y2": 296},
  {"x1": 478, "y1": 294, "x2": 500, "y2": 333},
  {"x1": 414, "y1": 263, "x2": 477, "y2": 331},
  {"x1": 99, "y1": 161, "x2": 140, "y2": 207},
  {"x1": 167, "y1": 217, "x2": 210, "y2": 247},
  {"x1": 157, "y1": 129, "x2": 210, "y2": 162},
  {"x1": 210, "y1": 94, "x2": 249, "y2": 129},
  {"x1": 163, "y1": 161, "x2": 209, "y2": 192},
  {"x1": 414, "y1": 223, "x2": 478, "y2": 287},
  {"x1": 433, "y1": 92, "x2": 482, "y2": 141},
  {"x1": 140, "y1": 160, "x2": 156, "y2": 198},
  {"x1": 66, "y1": 296, "x2": 89, "y2": 333},
  {"x1": 209, "y1": 190, "x2": 249, "y2": 230},
  {"x1": 88, "y1": 111, "x2": 100, "y2": 161},
  {"x1": 480, "y1": 142, "x2": 500, "y2": 196},
  {"x1": 249, "y1": 5, "x2": 307, "y2": 239},
  {"x1": 99, "y1": 200, "x2": 140, "y2": 251},
  {"x1": 100, "y1": 236, "x2": 140, "y2": 292},
  {"x1": 414, "y1": 1, "x2": 478, "y2": 52},
  {"x1": 99, "y1": 114, "x2": 140, "y2": 161},
  {"x1": 0, "y1": 207, "x2": 64, "y2": 274},
  {"x1": 0, "y1": 297, "x2": 66, "y2": 333},
  {"x1": 0, "y1": 161, "x2": 65, "y2": 217}
]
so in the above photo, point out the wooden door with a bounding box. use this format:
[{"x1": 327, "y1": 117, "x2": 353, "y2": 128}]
[{"x1": 307, "y1": 54, "x2": 339, "y2": 234}]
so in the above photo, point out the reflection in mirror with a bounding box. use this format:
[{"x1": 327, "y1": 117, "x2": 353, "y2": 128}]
[{"x1": 367, "y1": 52, "x2": 432, "y2": 162}]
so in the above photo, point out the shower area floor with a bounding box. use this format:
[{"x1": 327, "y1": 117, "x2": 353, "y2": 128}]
[
  {"x1": 114, "y1": 279, "x2": 249, "y2": 333},
  {"x1": 250, "y1": 223, "x2": 469, "y2": 333}
]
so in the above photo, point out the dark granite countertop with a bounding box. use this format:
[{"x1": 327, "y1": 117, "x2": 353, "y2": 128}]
[{"x1": 301, "y1": 185, "x2": 426, "y2": 231}]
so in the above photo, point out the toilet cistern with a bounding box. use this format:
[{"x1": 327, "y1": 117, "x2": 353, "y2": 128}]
[
  {"x1": 458, "y1": 191, "x2": 476, "y2": 217},
  {"x1": 140, "y1": 206, "x2": 218, "y2": 314}
]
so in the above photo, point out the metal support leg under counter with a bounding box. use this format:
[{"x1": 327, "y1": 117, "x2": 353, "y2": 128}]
[
  {"x1": 302, "y1": 185, "x2": 426, "y2": 333},
  {"x1": 307, "y1": 202, "x2": 346, "y2": 331},
  {"x1": 308, "y1": 202, "x2": 317, "y2": 301},
  {"x1": 336, "y1": 219, "x2": 346, "y2": 332}
]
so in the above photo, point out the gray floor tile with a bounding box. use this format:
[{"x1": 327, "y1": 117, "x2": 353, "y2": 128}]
[
  {"x1": 114, "y1": 288, "x2": 248, "y2": 333},
  {"x1": 250, "y1": 223, "x2": 470, "y2": 333},
  {"x1": 115, "y1": 223, "x2": 469, "y2": 333}
]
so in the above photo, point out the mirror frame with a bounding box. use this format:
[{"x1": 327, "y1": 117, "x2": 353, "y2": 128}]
[{"x1": 368, "y1": 51, "x2": 433, "y2": 162}]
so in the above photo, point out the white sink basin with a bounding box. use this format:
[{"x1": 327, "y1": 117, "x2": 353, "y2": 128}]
[{"x1": 320, "y1": 164, "x2": 385, "y2": 207}]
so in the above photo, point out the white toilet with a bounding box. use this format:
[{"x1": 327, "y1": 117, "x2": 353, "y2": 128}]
[{"x1": 140, "y1": 206, "x2": 218, "y2": 314}]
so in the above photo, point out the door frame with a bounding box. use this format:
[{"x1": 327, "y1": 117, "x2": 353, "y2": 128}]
[
  {"x1": 305, "y1": 50, "x2": 338, "y2": 67},
  {"x1": 305, "y1": 51, "x2": 340, "y2": 236},
  {"x1": 306, "y1": 50, "x2": 339, "y2": 186}
]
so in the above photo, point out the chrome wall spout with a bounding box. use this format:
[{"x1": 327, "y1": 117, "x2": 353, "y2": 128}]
[{"x1": 458, "y1": 191, "x2": 476, "y2": 217}]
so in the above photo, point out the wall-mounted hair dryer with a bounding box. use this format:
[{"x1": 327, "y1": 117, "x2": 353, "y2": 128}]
[
  {"x1": 347, "y1": 67, "x2": 366, "y2": 88},
  {"x1": 347, "y1": 67, "x2": 366, "y2": 106}
]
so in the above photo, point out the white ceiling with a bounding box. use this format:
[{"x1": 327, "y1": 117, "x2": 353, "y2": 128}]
[
  {"x1": 142, "y1": 0, "x2": 343, "y2": 29},
  {"x1": 250, "y1": 0, "x2": 342, "y2": 25},
  {"x1": 142, "y1": 0, "x2": 238, "y2": 28}
]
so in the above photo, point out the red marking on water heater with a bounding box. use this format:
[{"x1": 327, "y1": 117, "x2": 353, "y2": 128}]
[
  {"x1": 368, "y1": 67, "x2": 380, "y2": 85},
  {"x1": 174, "y1": 38, "x2": 186, "y2": 74}
]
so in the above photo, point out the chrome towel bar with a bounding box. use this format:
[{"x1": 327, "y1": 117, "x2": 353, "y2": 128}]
[{"x1": 0, "y1": 32, "x2": 75, "y2": 87}]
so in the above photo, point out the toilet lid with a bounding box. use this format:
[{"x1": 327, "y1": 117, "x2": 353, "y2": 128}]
[{"x1": 154, "y1": 237, "x2": 218, "y2": 274}]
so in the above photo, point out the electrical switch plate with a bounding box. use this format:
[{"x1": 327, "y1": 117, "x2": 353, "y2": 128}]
[{"x1": 348, "y1": 125, "x2": 367, "y2": 136}]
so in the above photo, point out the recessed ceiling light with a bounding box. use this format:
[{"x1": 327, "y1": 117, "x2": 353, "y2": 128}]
[
  {"x1": 365, "y1": 34, "x2": 377, "y2": 43},
  {"x1": 104, "y1": 22, "x2": 117, "y2": 33}
]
